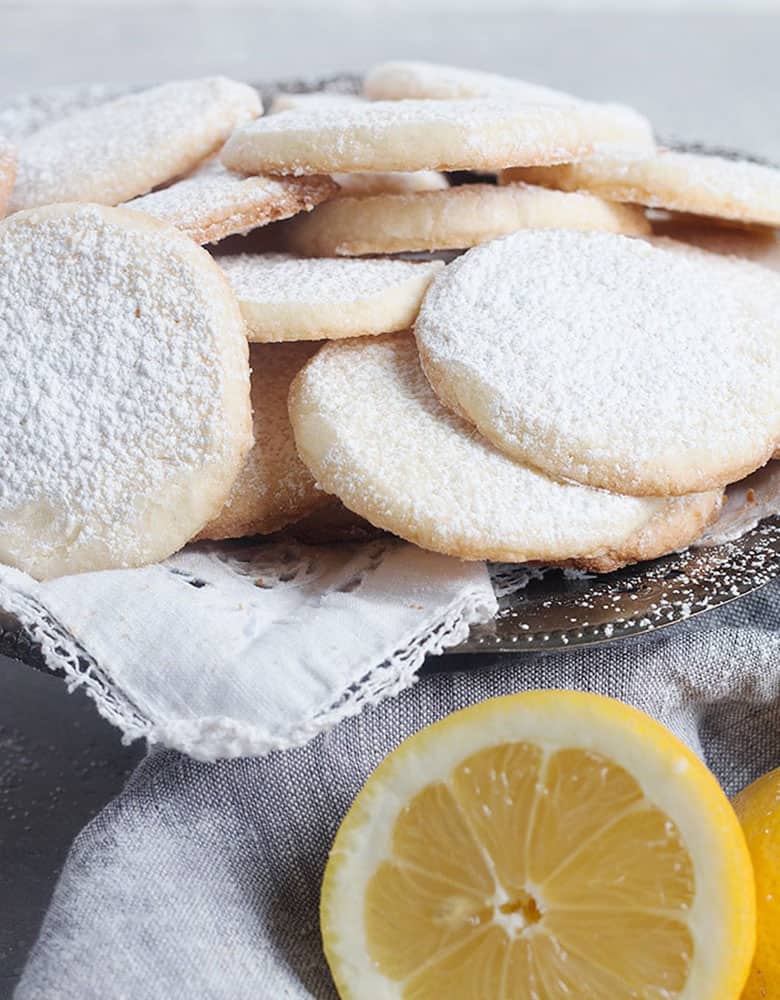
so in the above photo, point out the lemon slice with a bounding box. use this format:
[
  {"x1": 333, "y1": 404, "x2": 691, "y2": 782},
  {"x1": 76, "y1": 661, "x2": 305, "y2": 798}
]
[
  {"x1": 733, "y1": 766, "x2": 780, "y2": 1000},
  {"x1": 321, "y1": 691, "x2": 755, "y2": 999}
]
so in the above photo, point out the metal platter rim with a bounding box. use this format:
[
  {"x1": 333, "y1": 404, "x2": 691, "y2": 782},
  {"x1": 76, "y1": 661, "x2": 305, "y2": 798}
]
[{"x1": 452, "y1": 515, "x2": 780, "y2": 654}]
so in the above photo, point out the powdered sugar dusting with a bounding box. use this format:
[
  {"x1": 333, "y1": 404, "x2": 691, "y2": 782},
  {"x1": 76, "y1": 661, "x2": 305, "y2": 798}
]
[
  {"x1": 125, "y1": 160, "x2": 336, "y2": 244},
  {"x1": 10, "y1": 77, "x2": 262, "y2": 212},
  {"x1": 290, "y1": 333, "x2": 716, "y2": 564},
  {"x1": 0, "y1": 204, "x2": 249, "y2": 576},
  {"x1": 415, "y1": 230, "x2": 780, "y2": 496},
  {"x1": 220, "y1": 252, "x2": 442, "y2": 305}
]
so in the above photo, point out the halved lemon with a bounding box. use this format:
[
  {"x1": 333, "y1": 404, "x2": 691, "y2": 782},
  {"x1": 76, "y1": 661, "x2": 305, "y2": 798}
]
[{"x1": 321, "y1": 691, "x2": 755, "y2": 999}]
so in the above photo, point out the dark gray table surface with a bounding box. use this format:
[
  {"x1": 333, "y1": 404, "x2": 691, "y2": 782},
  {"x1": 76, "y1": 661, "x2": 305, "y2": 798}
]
[{"x1": 0, "y1": 655, "x2": 143, "y2": 998}]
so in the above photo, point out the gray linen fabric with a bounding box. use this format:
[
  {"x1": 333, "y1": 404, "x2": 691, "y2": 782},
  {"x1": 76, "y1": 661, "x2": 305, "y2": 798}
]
[{"x1": 15, "y1": 580, "x2": 780, "y2": 1000}]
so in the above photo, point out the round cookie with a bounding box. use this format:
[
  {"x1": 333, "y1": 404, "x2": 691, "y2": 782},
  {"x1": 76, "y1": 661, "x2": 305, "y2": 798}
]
[
  {"x1": 502, "y1": 150, "x2": 780, "y2": 227},
  {"x1": 289, "y1": 334, "x2": 721, "y2": 569},
  {"x1": 219, "y1": 253, "x2": 443, "y2": 342},
  {"x1": 415, "y1": 230, "x2": 780, "y2": 497},
  {"x1": 362, "y1": 61, "x2": 654, "y2": 153},
  {"x1": 0, "y1": 204, "x2": 252, "y2": 579},
  {"x1": 283, "y1": 182, "x2": 650, "y2": 257},
  {"x1": 125, "y1": 161, "x2": 338, "y2": 245},
  {"x1": 0, "y1": 142, "x2": 15, "y2": 217},
  {"x1": 220, "y1": 99, "x2": 649, "y2": 177},
  {"x1": 9, "y1": 77, "x2": 261, "y2": 213},
  {"x1": 363, "y1": 60, "x2": 580, "y2": 105},
  {"x1": 198, "y1": 343, "x2": 326, "y2": 540}
]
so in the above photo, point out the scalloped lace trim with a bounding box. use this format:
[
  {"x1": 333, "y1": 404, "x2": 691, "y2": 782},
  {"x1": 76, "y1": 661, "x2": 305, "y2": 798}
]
[{"x1": 0, "y1": 570, "x2": 493, "y2": 760}]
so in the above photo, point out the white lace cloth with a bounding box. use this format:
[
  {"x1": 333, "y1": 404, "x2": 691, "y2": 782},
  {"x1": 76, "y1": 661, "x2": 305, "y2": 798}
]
[{"x1": 0, "y1": 538, "x2": 496, "y2": 760}]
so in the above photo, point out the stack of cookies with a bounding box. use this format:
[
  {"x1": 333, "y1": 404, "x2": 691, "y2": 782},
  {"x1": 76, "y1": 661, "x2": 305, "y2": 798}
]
[{"x1": 1, "y1": 62, "x2": 779, "y2": 581}]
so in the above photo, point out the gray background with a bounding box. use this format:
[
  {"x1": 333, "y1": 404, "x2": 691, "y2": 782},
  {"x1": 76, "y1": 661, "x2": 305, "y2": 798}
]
[{"x1": 1, "y1": 5, "x2": 779, "y2": 996}]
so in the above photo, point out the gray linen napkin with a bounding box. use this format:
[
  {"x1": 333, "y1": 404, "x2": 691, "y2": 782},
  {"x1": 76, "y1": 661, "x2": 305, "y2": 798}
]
[{"x1": 15, "y1": 579, "x2": 780, "y2": 1000}]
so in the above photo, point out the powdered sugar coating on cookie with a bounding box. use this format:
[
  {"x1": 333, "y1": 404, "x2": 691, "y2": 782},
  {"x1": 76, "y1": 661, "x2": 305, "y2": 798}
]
[
  {"x1": 415, "y1": 230, "x2": 780, "y2": 497},
  {"x1": 283, "y1": 182, "x2": 649, "y2": 257},
  {"x1": 0, "y1": 142, "x2": 15, "y2": 217},
  {"x1": 221, "y1": 99, "x2": 642, "y2": 176},
  {"x1": 199, "y1": 342, "x2": 326, "y2": 540},
  {"x1": 219, "y1": 253, "x2": 443, "y2": 341},
  {"x1": 10, "y1": 77, "x2": 261, "y2": 212},
  {"x1": 363, "y1": 61, "x2": 655, "y2": 154},
  {"x1": 506, "y1": 150, "x2": 780, "y2": 226},
  {"x1": 125, "y1": 160, "x2": 338, "y2": 245},
  {"x1": 289, "y1": 333, "x2": 719, "y2": 567},
  {"x1": 0, "y1": 204, "x2": 252, "y2": 578}
]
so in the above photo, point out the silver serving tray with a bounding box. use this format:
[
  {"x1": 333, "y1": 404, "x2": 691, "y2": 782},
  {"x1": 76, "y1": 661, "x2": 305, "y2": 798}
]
[
  {"x1": 2, "y1": 75, "x2": 779, "y2": 668},
  {"x1": 457, "y1": 517, "x2": 780, "y2": 652}
]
